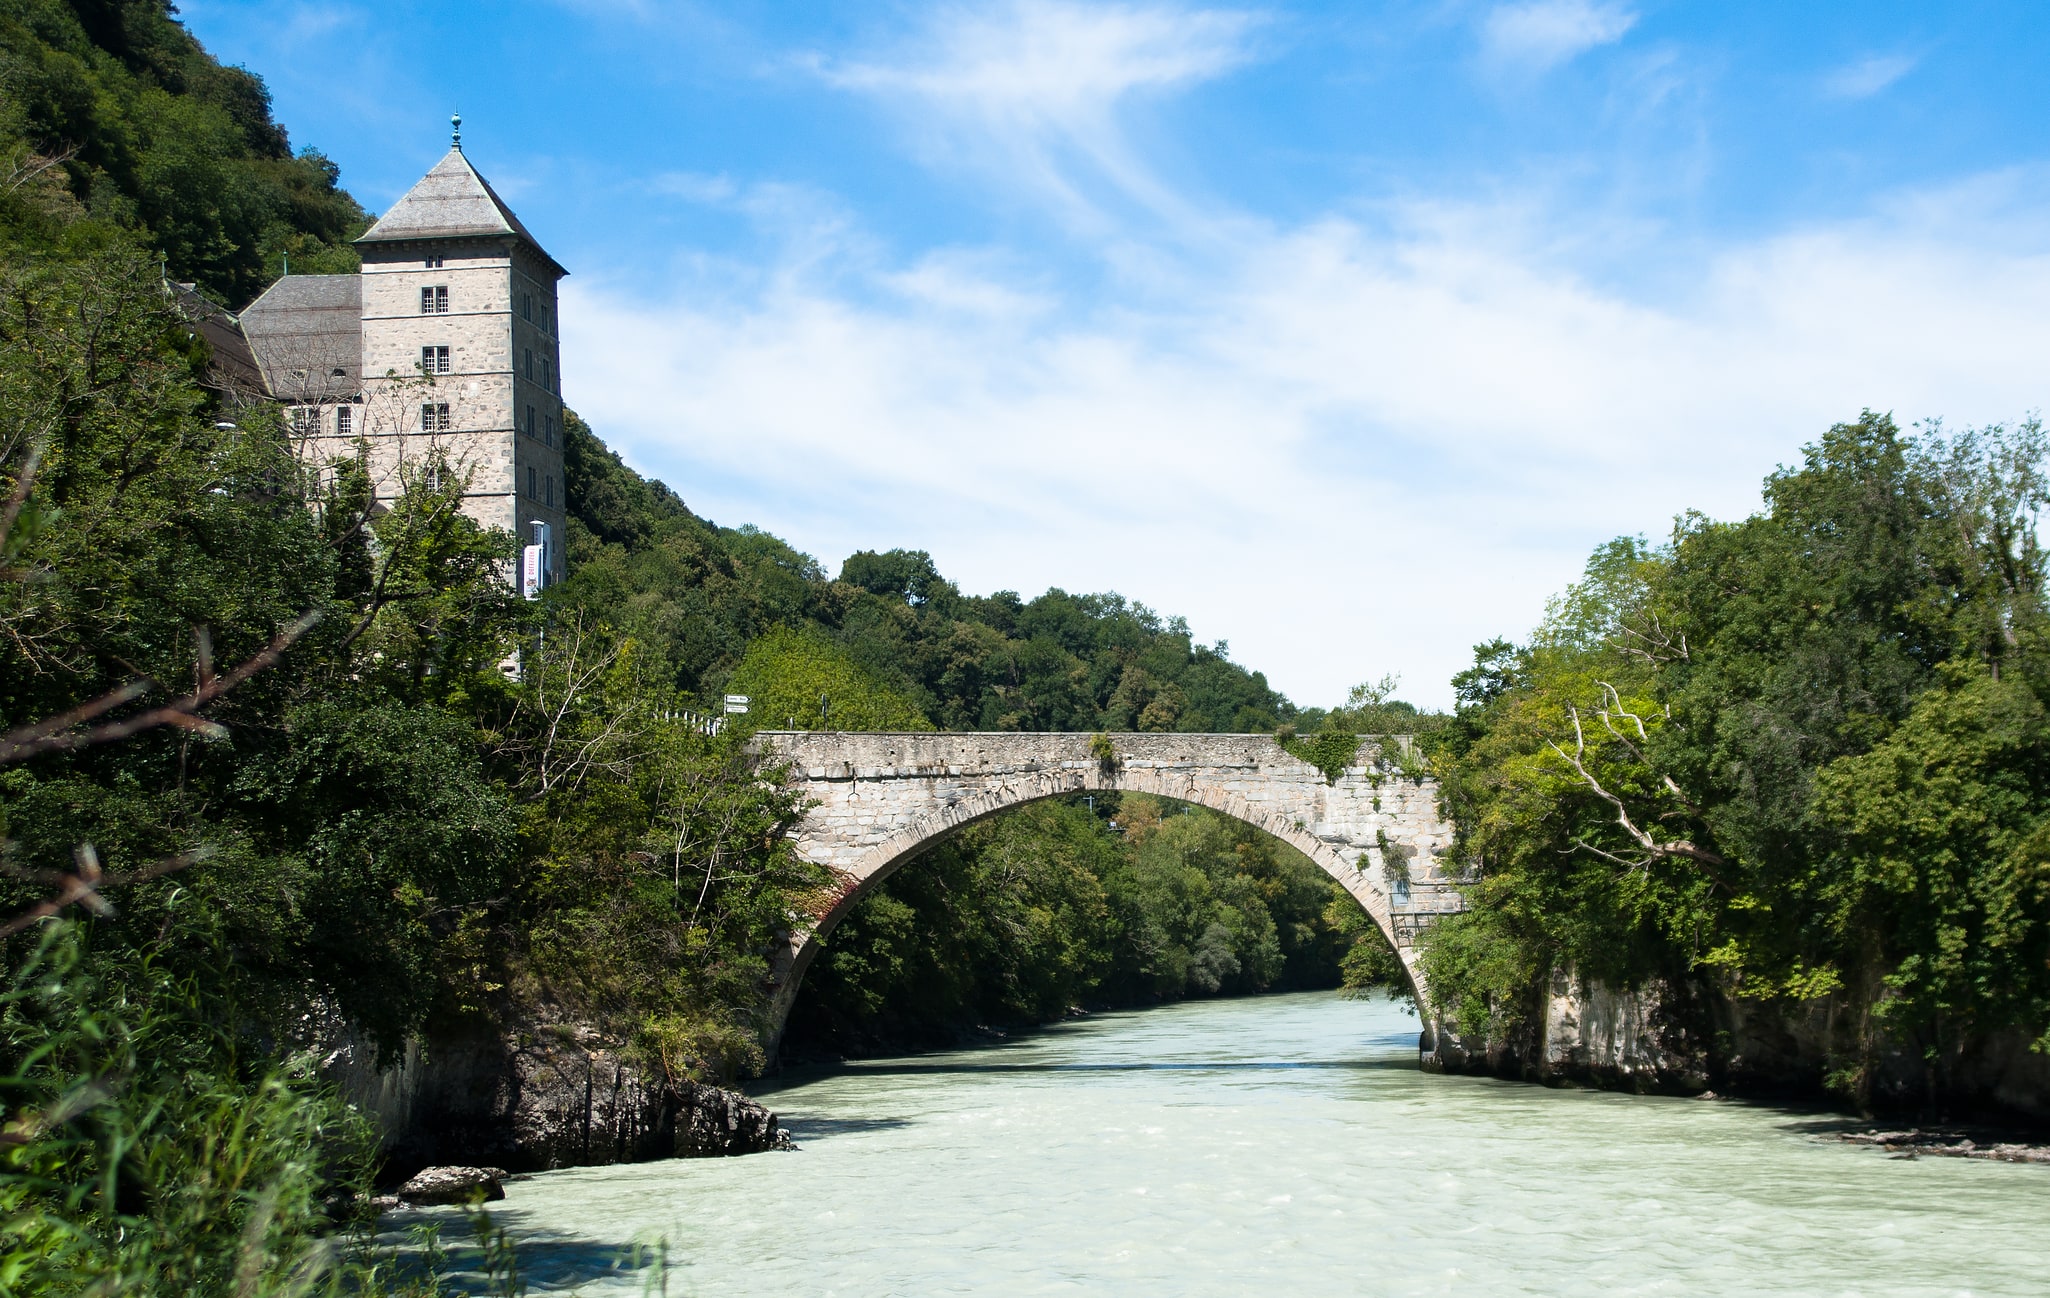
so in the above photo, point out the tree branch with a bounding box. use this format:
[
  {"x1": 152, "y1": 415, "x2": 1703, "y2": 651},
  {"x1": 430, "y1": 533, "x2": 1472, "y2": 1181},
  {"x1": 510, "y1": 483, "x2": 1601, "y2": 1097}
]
[
  {"x1": 0, "y1": 843, "x2": 210, "y2": 939},
  {"x1": 0, "y1": 611, "x2": 321, "y2": 765},
  {"x1": 0, "y1": 439, "x2": 42, "y2": 557},
  {"x1": 1549, "y1": 701, "x2": 1727, "y2": 885}
]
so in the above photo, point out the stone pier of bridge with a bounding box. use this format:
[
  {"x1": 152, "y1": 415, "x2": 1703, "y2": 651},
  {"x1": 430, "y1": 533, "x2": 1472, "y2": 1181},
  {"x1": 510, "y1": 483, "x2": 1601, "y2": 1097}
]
[{"x1": 751, "y1": 731, "x2": 1466, "y2": 1045}]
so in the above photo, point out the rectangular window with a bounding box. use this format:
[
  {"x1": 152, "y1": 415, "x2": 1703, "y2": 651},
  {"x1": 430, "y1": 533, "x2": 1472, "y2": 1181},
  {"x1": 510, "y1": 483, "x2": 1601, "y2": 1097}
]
[
  {"x1": 290, "y1": 406, "x2": 316, "y2": 436},
  {"x1": 335, "y1": 405, "x2": 352, "y2": 436},
  {"x1": 421, "y1": 402, "x2": 451, "y2": 432},
  {"x1": 542, "y1": 357, "x2": 552, "y2": 392},
  {"x1": 421, "y1": 345, "x2": 451, "y2": 374},
  {"x1": 527, "y1": 466, "x2": 537, "y2": 497},
  {"x1": 546, "y1": 474, "x2": 555, "y2": 508},
  {"x1": 523, "y1": 348, "x2": 533, "y2": 380},
  {"x1": 420, "y1": 285, "x2": 448, "y2": 314},
  {"x1": 525, "y1": 404, "x2": 537, "y2": 437},
  {"x1": 521, "y1": 292, "x2": 533, "y2": 322},
  {"x1": 424, "y1": 255, "x2": 445, "y2": 269},
  {"x1": 545, "y1": 414, "x2": 557, "y2": 447}
]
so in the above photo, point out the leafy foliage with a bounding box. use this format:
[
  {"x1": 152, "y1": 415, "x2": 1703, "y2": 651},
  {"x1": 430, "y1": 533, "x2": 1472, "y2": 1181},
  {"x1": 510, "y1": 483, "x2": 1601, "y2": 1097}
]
[
  {"x1": 0, "y1": 0, "x2": 369, "y2": 303},
  {"x1": 1424, "y1": 414, "x2": 2050, "y2": 1094},
  {"x1": 0, "y1": 926, "x2": 453, "y2": 1297},
  {"x1": 1279, "y1": 675, "x2": 1451, "y2": 782},
  {"x1": 1282, "y1": 731, "x2": 1362, "y2": 782},
  {"x1": 724, "y1": 625, "x2": 933, "y2": 732}
]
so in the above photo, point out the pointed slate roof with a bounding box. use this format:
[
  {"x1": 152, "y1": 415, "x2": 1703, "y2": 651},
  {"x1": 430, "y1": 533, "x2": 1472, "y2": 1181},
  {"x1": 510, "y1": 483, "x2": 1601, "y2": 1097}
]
[
  {"x1": 356, "y1": 148, "x2": 565, "y2": 274},
  {"x1": 238, "y1": 274, "x2": 363, "y2": 401}
]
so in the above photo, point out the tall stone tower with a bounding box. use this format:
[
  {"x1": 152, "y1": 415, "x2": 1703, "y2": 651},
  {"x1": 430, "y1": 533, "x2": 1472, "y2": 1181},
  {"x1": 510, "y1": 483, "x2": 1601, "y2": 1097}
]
[{"x1": 351, "y1": 118, "x2": 568, "y2": 585}]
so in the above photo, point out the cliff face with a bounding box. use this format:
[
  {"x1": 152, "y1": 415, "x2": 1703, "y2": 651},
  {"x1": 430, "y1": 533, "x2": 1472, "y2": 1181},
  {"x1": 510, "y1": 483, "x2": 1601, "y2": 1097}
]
[
  {"x1": 324, "y1": 1018, "x2": 789, "y2": 1177},
  {"x1": 1424, "y1": 967, "x2": 2050, "y2": 1126}
]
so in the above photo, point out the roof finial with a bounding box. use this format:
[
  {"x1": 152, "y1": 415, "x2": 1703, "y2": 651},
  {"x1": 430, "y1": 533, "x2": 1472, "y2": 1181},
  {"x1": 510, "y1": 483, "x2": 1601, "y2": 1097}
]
[{"x1": 451, "y1": 112, "x2": 463, "y2": 152}]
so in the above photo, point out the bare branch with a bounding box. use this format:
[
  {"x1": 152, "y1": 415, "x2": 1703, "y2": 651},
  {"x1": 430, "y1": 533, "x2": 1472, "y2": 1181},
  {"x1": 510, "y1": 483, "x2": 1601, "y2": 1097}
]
[
  {"x1": 1, "y1": 145, "x2": 76, "y2": 197},
  {"x1": 1609, "y1": 611, "x2": 1690, "y2": 664},
  {"x1": 1660, "y1": 773, "x2": 1704, "y2": 817},
  {"x1": 193, "y1": 625, "x2": 215, "y2": 690},
  {"x1": 1569, "y1": 836, "x2": 1652, "y2": 872},
  {"x1": 1592, "y1": 682, "x2": 1707, "y2": 816},
  {"x1": 0, "y1": 844, "x2": 210, "y2": 939},
  {"x1": 1548, "y1": 701, "x2": 1727, "y2": 885},
  {"x1": 0, "y1": 610, "x2": 321, "y2": 765}
]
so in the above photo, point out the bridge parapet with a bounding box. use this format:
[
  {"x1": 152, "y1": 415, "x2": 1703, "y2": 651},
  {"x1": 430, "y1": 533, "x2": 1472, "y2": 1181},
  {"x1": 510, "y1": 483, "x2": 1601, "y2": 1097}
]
[{"x1": 751, "y1": 731, "x2": 1467, "y2": 1043}]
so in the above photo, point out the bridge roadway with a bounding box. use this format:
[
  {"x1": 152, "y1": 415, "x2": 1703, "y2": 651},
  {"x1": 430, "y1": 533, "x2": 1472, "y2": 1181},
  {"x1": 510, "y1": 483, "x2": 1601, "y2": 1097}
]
[{"x1": 751, "y1": 731, "x2": 1466, "y2": 1044}]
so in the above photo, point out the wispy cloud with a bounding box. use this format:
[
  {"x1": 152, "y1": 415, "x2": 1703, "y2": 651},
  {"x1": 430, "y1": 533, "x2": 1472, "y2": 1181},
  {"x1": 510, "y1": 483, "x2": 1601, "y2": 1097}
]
[
  {"x1": 1479, "y1": 0, "x2": 1637, "y2": 74},
  {"x1": 811, "y1": 1, "x2": 1263, "y2": 228},
  {"x1": 1823, "y1": 53, "x2": 1917, "y2": 100},
  {"x1": 820, "y1": 0, "x2": 1258, "y2": 120}
]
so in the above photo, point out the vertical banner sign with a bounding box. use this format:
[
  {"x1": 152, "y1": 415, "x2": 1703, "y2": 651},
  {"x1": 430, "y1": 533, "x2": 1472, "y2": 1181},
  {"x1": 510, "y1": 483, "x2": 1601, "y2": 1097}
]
[
  {"x1": 521, "y1": 544, "x2": 543, "y2": 600},
  {"x1": 524, "y1": 521, "x2": 551, "y2": 600}
]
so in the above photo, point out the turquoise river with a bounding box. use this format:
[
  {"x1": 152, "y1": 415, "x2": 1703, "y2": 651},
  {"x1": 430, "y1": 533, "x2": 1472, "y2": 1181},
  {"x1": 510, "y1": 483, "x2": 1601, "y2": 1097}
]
[{"x1": 431, "y1": 991, "x2": 2050, "y2": 1295}]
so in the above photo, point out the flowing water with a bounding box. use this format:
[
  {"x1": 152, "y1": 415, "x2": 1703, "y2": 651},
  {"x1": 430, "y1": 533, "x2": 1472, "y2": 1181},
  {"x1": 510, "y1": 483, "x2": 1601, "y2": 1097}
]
[{"x1": 444, "y1": 991, "x2": 2050, "y2": 1295}]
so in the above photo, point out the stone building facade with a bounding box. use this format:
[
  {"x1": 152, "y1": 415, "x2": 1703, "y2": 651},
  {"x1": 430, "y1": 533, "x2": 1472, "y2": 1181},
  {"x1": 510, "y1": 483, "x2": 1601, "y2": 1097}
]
[{"x1": 228, "y1": 122, "x2": 569, "y2": 586}]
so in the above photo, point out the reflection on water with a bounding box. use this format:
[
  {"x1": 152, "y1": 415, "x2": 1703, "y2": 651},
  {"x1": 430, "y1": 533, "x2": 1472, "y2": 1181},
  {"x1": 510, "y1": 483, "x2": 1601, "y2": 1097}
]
[{"x1": 419, "y1": 992, "x2": 2050, "y2": 1296}]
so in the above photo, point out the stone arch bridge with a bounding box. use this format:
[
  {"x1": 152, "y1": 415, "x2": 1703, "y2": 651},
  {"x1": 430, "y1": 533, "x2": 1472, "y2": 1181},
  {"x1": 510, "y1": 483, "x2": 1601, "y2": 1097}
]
[{"x1": 752, "y1": 731, "x2": 1467, "y2": 1045}]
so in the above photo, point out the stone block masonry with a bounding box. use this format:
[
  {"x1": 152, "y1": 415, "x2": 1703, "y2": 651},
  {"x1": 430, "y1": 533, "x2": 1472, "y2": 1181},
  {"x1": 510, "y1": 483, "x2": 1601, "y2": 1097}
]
[{"x1": 751, "y1": 731, "x2": 1467, "y2": 1046}]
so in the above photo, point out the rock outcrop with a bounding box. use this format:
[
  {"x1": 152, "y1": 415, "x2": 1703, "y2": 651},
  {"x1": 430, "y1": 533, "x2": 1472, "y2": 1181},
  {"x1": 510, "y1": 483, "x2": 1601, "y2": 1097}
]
[
  {"x1": 396, "y1": 1166, "x2": 507, "y2": 1205},
  {"x1": 501, "y1": 1027, "x2": 792, "y2": 1166},
  {"x1": 1426, "y1": 966, "x2": 2050, "y2": 1126},
  {"x1": 327, "y1": 1016, "x2": 795, "y2": 1174}
]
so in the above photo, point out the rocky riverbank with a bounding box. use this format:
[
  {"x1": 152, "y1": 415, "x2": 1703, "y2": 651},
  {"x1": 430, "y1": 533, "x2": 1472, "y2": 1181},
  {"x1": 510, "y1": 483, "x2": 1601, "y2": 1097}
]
[
  {"x1": 1424, "y1": 965, "x2": 2050, "y2": 1127},
  {"x1": 325, "y1": 1014, "x2": 794, "y2": 1178},
  {"x1": 1833, "y1": 1128, "x2": 2050, "y2": 1163}
]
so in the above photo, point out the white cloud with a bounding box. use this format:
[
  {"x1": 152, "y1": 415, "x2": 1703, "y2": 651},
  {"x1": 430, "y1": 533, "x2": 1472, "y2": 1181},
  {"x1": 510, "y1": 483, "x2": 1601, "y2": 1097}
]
[
  {"x1": 564, "y1": 173, "x2": 2050, "y2": 710},
  {"x1": 1479, "y1": 0, "x2": 1637, "y2": 74},
  {"x1": 821, "y1": 0, "x2": 1258, "y2": 120},
  {"x1": 812, "y1": 1, "x2": 1262, "y2": 228},
  {"x1": 1823, "y1": 53, "x2": 1917, "y2": 100}
]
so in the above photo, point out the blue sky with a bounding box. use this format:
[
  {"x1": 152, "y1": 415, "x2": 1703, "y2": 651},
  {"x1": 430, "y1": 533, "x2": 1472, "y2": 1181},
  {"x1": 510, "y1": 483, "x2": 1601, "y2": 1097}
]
[{"x1": 184, "y1": 1, "x2": 2050, "y2": 708}]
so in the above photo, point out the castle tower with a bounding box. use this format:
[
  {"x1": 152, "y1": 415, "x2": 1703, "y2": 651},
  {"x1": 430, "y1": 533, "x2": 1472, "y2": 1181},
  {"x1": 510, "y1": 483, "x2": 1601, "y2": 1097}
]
[{"x1": 350, "y1": 119, "x2": 569, "y2": 586}]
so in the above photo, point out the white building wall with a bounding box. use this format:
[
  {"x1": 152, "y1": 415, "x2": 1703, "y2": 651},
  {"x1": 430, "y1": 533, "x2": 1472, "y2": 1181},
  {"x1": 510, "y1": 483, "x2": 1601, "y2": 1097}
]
[{"x1": 353, "y1": 240, "x2": 568, "y2": 577}]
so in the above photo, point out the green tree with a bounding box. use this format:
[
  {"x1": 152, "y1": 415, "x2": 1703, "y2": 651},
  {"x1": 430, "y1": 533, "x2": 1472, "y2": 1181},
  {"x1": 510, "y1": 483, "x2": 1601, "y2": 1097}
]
[
  {"x1": 0, "y1": 0, "x2": 369, "y2": 302},
  {"x1": 1421, "y1": 414, "x2": 2050, "y2": 1097},
  {"x1": 724, "y1": 625, "x2": 933, "y2": 731}
]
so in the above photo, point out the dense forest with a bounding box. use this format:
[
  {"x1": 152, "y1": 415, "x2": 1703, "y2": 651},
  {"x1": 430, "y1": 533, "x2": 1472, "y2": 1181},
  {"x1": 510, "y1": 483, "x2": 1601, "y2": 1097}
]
[
  {"x1": 561, "y1": 411, "x2": 1303, "y2": 734},
  {"x1": 0, "y1": 0, "x2": 367, "y2": 298},
  {"x1": 1418, "y1": 414, "x2": 2050, "y2": 1106}
]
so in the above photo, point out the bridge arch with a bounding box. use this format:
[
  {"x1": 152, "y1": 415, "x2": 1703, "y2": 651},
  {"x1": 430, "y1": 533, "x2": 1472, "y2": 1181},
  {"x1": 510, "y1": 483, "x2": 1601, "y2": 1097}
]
[{"x1": 753, "y1": 732, "x2": 1466, "y2": 1049}]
